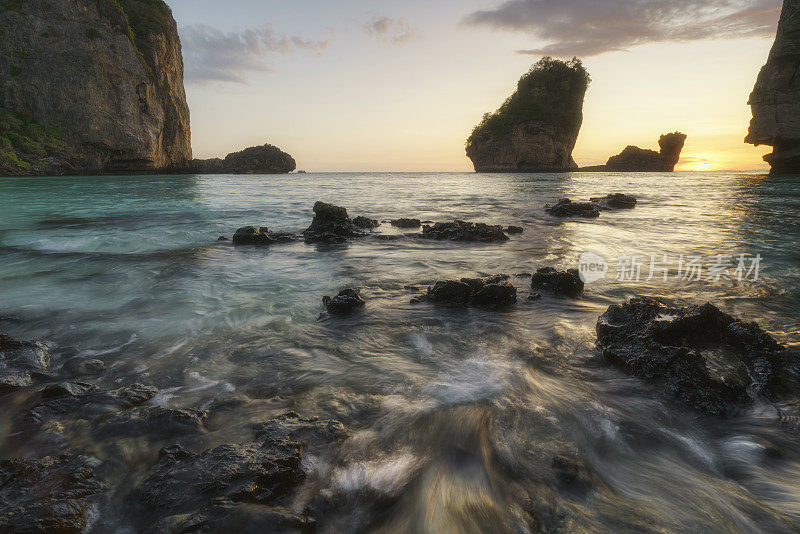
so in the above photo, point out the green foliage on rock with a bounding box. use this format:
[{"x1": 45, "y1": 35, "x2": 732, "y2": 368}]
[
  {"x1": 467, "y1": 57, "x2": 591, "y2": 149},
  {"x1": 0, "y1": 108, "x2": 66, "y2": 170}
]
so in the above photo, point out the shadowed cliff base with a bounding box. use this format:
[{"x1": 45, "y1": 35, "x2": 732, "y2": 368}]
[
  {"x1": 746, "y1": 0, "x2": 800, "y2": 175},
  {"x1": 580, "y1": 133, "x2": 687, "y2": 172},
  {"x1": 466, "y1": 57, "x2": 590, "y2": 173}
]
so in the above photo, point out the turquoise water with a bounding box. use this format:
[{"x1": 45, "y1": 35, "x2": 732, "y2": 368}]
[{"x1": 1, "y1": 172, "x2": 799, "y2": 532}]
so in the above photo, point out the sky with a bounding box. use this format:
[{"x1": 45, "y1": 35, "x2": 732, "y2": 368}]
[{"x1": 167, "y1": 0, "x2": 782, "y2": 172}]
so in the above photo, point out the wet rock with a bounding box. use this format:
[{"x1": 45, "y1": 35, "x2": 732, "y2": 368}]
[
  {"x1": 375, "y1": 234, "x2": 404, "y2": 241},
  {"x1": 589, "y1": 193, "x2": 637, "y2": 209},
  {"x1": 61, "y1": 357, "x2": 105, "y2": 376},
  {"x1": 352, "y1": 216, "x2": 380, "y2": 229},
  {"x1": 420, "y1": 221, "x2": 509, "y2": 242},
  {"x1": 94, "y1": 406, "x2": 207, "y2": 438},
  {"x1": 390, "y1": 218, "x2": 421, "y2": 229},
  {"x1": 412, "y1": 275, "x2": 516, "y2": 309},
  {"x1": 506, "y1": 225, "x2": 524, "y2": 234},
  {"x1": 143, "y1": 501, "x2": 314, "y2": 534},
  {"x1": 218, "y1": 236, "x2": 229, "y2": 241},
  {"x1": 322, "y1": 289, "x2": 366, "y2": 315},
  {"x1": 27, "y1": 382, "x2": 158, "y2": 423},
  {"x1": 0, "y1": 372, "x2": 32, "y2": 392},
  {"x1": 139, "y1": 413, "x2": 347, "y2": 531},
  {"x1": 303, "y1": 202, "x2": 365, "y2": 244},
  {"x1": 544, "y1": 198, "x2": 600, "y2": 218},
  {"x1": 531, "y1": 267, "x2": 584, "y2": 297},
  {"x1": 0, "y1": 334, "x2": 51, "y2": 374},
  {"x1": 0, "y1": 454, "x2": 105, "y2": 533},
  {"x1": 233, "y1": 226, "x2": 276, "y2": 246},
  {"x1": 596, "y1": 297, "x2": 800, "y2": 415}
]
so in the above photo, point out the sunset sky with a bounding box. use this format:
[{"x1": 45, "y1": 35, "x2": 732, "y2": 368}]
[{"x1": 168, "y1": 0, "x2": 781, "y2": 172}]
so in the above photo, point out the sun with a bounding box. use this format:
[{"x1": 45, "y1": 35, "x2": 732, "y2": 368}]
[{"x1": 678, "y1": 154, "x2": 715, "y2": 171}]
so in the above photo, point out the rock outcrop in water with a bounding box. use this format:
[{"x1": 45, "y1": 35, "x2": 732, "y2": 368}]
[
  {"x1": 581, "y1": 133, "x2": 687, "y2": 172},
  {"x1": 597, "y1": 297, "x2": 800, "y2": 415},
  {"x1": 745, "y1": 0, "x2": 800, "y2": 174},
  {"x1": 531, "y1": 267, "x2": 584, "y2": 297},
  {"x1": 545, "y1": 199, "x2": 601, "y2": 219},
  {"x1": 421, "y1": 221, "x2": 510, "y2": 242},
  {"x1": 466, "y1": 57, "x2": 590, "y2": 172},
  {"x1": 188, "y1": 143, "x2": 296, "y2": 174},
  {"x1": 303, "y1": 202, "x2": 368, "y2": 244},
  {"x1": 323, "y1": 289, "x2": 366, "y2": 315},
  {"x1": 0, "y1": 334, "x2": 51, "y2": 392},
  {"x1": 0, "y1": 0, "x2": 191, "y2": 175},
  {"x1": 411, "y1": 275, "x2": 517, "y2": 309}
]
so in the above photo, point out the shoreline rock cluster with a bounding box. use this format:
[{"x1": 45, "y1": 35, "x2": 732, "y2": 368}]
[
  {"x1": 545, "y1": 193, "x2": 637, "y2": 219},
  {"x1": 223, "y1": 201, "x2": 524, "y2": 246}
]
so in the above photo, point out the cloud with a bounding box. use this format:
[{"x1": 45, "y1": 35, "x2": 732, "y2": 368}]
[
  {"x1": 181, "y1": 24, "x2": 330, "y2": 84},
  {"x1": 362, "y1": 16, "x2": 419, "y2": 44},
  {"x1": 463, "y1": 0, "x2": 781, "y2": 57}
]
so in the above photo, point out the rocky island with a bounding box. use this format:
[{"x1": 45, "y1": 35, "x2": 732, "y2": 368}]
[
  {"x1": 0, "y1": 0, "x2": 294, "y2": 176},
  {"x1": 745, "y1": 0, "x2": 800, "y2": 174},
  {"x1": 580, "y1": 133, "x2": 687, "y2": 172},
  {"x1": 466, "y1": 57, "x2": 590, "y2": 173}
]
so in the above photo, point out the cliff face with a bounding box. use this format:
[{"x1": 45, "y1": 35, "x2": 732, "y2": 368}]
[
  {"x1": 601, "y1": 133, "x2": 687, "y2": 172},
  {"x1": 745, "y1": 0, "x2": 800, "y2": 174},
  {"x1": 0, "y1": 0, "x2": 191, "y2": 175},
  {"x1": 466, "y1": 57, "x2": 589, "y2": 173}
]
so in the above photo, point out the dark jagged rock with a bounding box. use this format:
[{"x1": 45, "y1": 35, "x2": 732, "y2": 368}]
[
  {"x1": 352, "y1": 216, "x2": 380, "y2": 229},
  {"x1": 322, "y1": 289, "x2": 366, "y2": 315},
  {"x1": 390, "y1": 218, "x2": 421, "y2": 229},
  {"x1": 746, "y1": 0, "x2": 800, "y2": 174},
  {"x1": 596, "y1": 297, "x2": 800, "y2": 415},
  {"x1": 303, "y1": 202, "x2": 365, "y2": 244},
  {"x1": 94, "y1": 406, "x2": 207, "y2": 438},
  {"x1": 589, "y1": 193, "x2": 637, "y2": 210},
  {"x1": 139, "y1": 413, "x2": 346, "y2": 532},
  {"x1": 421, "y1": 221, "x2": 509, "y2": 242},
  {"x1": 27, "y1": 382, "x2": 157, "y2": 423},
  {"x1": 60, "y1": 357, "x2": 105, "y2": 377},
  {"x1": 584, "y1": 133, "x2": 687, "y2": 172},
  {"x1": 0, "y1": 454, "x2": 105, "y2": 533},
  {"x1": 506, "y1": 225, "x2": 524, "y2": 234},
  {"x1": 233, "y1": 226, "x2": 275, "y2": 246},
  {"x1": 466, "y1": 57, "x2": 590, "y2": 172},
  {"x1": 545, "y1": 199, "x2": 600, "y2": 219},
  {"x1": 189, "y1": 143, "x2": 296, "y2": 175},
  {"x1": 530, "y1": 267, "x2": 584, "y2": 297},
  {"x1": 411, "y1": 275, "x2": 516, "y2": 309}
]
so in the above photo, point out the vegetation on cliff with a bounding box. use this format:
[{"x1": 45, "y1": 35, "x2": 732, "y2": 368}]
[
  {"x1": 0, "y1": 107, "x2": 68, "y2": 171},
  {"x1": 466, "y1": 57, "x2": 590, "y2": 151}
]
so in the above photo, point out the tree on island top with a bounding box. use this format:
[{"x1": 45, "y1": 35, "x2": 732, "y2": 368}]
[{"x1": 467, "y1": 57, "x2": 591, "y2": 150}]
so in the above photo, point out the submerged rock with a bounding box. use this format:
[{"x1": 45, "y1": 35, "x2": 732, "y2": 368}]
[
  {"x1": 544, "y1": 199, "x2": 600, "y2": 219},
  {"x1": 412, "y1": 275, "x2": 516, "y2": 309},
  {"x1": 421, "y1": 221, "x2": 509, "y2": 242},
  {"x1": 506, "y1": 225, "x2": 524, "y2": 234},
  {"x1": 0, "y1": 334, "x2": 51, "y2": 392},
  {"x1": 530, "y1": 267, "x2": 584, "y2": 297},
  {"x1": 352, "y1": 216, "x2": 380, "y2": 229},
  {"x1": 303, "y1": 202, "x2": 366, "y2": 244},
  {"x1": 0, "y1": 454, "x2": 105, "y2": 533},
  {"x1": 233, "y1": 226, "x2": 275, "y2": 245},
  {"x1": 746, "y1": 0, "x2": 800, "y2": 174},
  {"x1": 27, "y1": 382, "x2": 158, "y2": 423},
  {"x1": 94, "y1": 406, "x2": 208, "y2": 439},
  {"x1": 589, "y1": 193, "x2": 637, "y2": 210},
  {"x1": 322, "y1": 289, "x2": 366, "y2": 315},
  {"x1": 390, "y1": 218, "x2": 421, "y2": 228},
  {"x1": 596, "y1": 297, "x2": 800, "y2": 415},
  {"x1": 466, "y1": 57, "x2": 590, "y2": 172}
]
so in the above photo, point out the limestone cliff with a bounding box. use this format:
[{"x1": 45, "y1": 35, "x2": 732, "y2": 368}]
[
  {"x1": 746, "y1": 0, "x2": 800, "y2": 174},
  {"x1": 466, "y1": 57, "x2": 590, "y2": 173},
  {"x1": 583, "y1": 132, "x2": 687, "y2": 172},
  {"x1": 0, "y1": 0, "x2": 191, "y2": 175}
]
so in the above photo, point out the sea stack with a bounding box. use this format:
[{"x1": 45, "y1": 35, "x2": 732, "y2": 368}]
[
  {"x1": 0, "y1": 0, "x2": 192, "y2": 175},
  {"x1": 745, "y1": 0, "x2": 800, "y2": 174},
  {"x1": 466, "y1": 57, "x2": 590, "y2": 173},
  {"x1": 593, "y1": 133, "x2": 687, "y2": 172}
]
